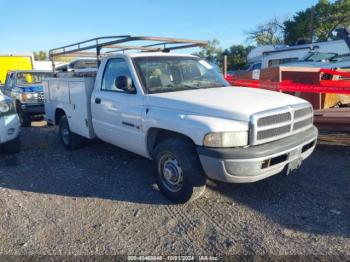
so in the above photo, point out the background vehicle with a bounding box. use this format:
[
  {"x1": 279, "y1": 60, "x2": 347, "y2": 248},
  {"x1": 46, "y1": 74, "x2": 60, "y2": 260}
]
[
  {"x1": 2, "y1": 70, "x2": 53, "y2": 126},
  {"x1": 55, "y1": 59, "x2": 98, "y2": 72},
  {"x1": 44, "y1": 36, "x2": 318, "y2": 203},
  {"x1": 280, "y1": 52, "x2": 350, "y2": 70},
  {"x1": 0, "y1": 91, "x2": 20, "y2": 154},
  {"x1": 247, "y1": 27, "x2": 350, "y2": 70},
  {"x1": 0, "y1": 54, "x2": 34, "y2": 84}
]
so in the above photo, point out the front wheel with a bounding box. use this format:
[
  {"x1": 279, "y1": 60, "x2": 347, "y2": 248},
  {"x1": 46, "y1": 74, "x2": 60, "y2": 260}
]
[
  {"x1": 59, "y1": 115, "x2": 84, "y2": 150},
  {"x1": 152, "y1": 139, "x2": 206, "y2": 203}
]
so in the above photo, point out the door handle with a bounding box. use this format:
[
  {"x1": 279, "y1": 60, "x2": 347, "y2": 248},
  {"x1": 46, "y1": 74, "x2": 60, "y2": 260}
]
[{"x1": 95, "y1": 98, "x2": 101, "y2": 104}]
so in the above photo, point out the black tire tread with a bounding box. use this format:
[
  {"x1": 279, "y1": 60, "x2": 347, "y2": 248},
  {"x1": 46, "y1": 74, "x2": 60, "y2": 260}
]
[
  {"x1": 153, "y1": 138, "x2": 206, "y2": 203},
  {"x1": 59, "y1": 115, "x2": 84, "y2": 150}
]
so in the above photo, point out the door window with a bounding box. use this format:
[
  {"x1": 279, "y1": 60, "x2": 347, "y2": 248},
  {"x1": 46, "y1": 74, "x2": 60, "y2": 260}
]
[
  {"x1": 251, "y1": 63, "x2": 262, "y2": 70},
  {"x1": 101, "y1": 59, "x2": 133, "y2": 92},
  {"x1": 5, "y1": 73, "x2": 15, "y2": 91}
]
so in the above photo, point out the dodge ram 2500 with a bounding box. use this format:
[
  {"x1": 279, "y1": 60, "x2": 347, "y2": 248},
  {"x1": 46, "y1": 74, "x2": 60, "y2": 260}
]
[{"x1": 44, "y1": 38, "x2": 318, "y2": 203}]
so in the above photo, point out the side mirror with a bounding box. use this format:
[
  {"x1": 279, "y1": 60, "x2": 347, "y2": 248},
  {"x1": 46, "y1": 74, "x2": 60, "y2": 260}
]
[{"x1": 115, "y1": 75, "x2": 136, "y2": 93}]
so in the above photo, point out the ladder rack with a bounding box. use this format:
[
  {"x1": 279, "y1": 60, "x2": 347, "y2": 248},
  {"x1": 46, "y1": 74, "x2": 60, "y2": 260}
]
[{"x1": 49, "y1": 35, "x2": 208, "y2": 67}]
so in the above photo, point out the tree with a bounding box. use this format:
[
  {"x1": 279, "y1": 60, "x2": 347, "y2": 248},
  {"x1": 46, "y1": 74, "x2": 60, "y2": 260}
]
[
  {"x1": 192, "y1": 39, "x2": 223, "y2": 66},
  {"x1": 284, "y1": 0, "x2": 350, "y2": 45},
  {"x1": 246, "y1": 17, "x2": 285, "y2": 45},
  {"x1": 33, "y1": 51, "x2": 47, "y2": 61},
  {"x1": 226, "y1": 45, "x2": 255, "y2": 70},
  {"x1": 193, "y1": 40, "x2": 254, "y2": 70}
]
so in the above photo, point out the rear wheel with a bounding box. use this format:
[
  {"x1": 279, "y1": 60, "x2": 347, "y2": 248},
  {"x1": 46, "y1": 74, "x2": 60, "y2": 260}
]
[
  {"x1": 59, "y1": 115, "x2": 84, "y2": 150},
  {"x1": 2, "y1": 135, "x2": 20, "y2": 154},
  {"x1": 153, "y1": 138, "x2": 206, "y2": 203}
]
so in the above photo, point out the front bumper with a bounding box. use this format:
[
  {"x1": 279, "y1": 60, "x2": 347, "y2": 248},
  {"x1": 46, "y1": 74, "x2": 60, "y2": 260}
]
[
  {"x1": 197, "y1": 126, "x2": 318, "y2": 183},
  {"x1": 0, "y1": 114, "x2": 20, "y2": 144},
  {"x1": 20, "y1": 103, "x2": 45, "y2": 115}
]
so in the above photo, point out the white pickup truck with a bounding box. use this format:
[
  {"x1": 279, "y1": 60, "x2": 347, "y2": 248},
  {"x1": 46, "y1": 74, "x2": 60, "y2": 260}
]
[{"x1": 44, "y1": 37, "x2": 318, "y2": 203}]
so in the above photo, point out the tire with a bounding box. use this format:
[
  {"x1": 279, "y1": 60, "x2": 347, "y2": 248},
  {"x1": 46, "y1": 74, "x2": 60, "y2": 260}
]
[
  {"x1": 2, "y1": 135, "x2": 20, "y2": 154},
  {"x1": 59, "y1": 115, "x2": 84, "y2": 150},
  {"x1": 152, "y1": 138, "x2": 206, "y2": 203},
  {"x1": 20, "y1": 112, "x2": 31, "y2": 127}
]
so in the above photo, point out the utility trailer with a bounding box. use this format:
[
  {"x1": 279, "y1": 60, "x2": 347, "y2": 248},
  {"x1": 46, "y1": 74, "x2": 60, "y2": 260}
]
[{"x1": 44, "y1": 35, "x2": 317, "y2": 203}]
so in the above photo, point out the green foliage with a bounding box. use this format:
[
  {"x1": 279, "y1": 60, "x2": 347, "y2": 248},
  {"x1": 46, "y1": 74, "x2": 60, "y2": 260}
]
[
  {"x1": 33, "y1": 50, "x2": 47, "y2": 61},
  {"x1": 193, "y1": 39, "x2": 254, "y2": 70},
  {"x1": 284, "y1": 0, "x2": 350, "y2": 45},
  {"x1": 247, "y1": 0, "x2": 350, "y2": 46},
  {"x1": 226, "y1": 45, "x2": 255, "y2": 70},
  {"x1": 192, "y1": 39, "x2": 223, "y2": 65}
]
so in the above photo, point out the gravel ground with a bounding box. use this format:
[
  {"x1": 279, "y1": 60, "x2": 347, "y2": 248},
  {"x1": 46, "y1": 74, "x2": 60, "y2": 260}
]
[{"x1": 0, "y1": 123, "x2": 349, "y2": 258}]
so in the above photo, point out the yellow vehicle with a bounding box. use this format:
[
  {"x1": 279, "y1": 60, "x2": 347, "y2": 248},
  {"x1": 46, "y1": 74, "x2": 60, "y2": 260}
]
[{"x1": 0, "y1": 55, "x2": 33, "y2": 85}]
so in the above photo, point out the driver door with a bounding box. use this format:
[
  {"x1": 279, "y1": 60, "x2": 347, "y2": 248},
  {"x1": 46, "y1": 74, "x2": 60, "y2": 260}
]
[{"x1": 91, "y1": 58, "x2": 146, "y2": 156}]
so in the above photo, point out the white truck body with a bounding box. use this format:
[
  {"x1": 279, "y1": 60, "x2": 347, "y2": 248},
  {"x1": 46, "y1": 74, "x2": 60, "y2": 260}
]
[{"x1": 44, "y1": 51, "x2": 318, "y2": 202}]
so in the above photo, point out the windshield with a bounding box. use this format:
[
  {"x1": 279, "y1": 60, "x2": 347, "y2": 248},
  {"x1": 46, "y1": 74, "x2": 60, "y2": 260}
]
[
  {"x1": 303, "y1": 52, "x2": 337, "y2": 62},
  {"x1": 16, "y1": 72, "x2": 53, "y2": 85},
  {"x1": 133, "y1": 56, "x2": 229, "y2": 94}
]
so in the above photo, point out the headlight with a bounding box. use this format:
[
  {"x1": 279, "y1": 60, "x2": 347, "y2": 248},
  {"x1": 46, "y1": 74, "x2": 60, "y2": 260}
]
[
  {"x1": 20, "y1": 93, "x2": 38, "y2": 102},
  {"x1": 203, "y1": 131, "x2": 248, "y2": 147},
  {"x1": 0, "y1": 99, "x2": 16, "y2": 116},
  {"x1": 20, "y1": 93, "x2": 33, "y2": 102}
]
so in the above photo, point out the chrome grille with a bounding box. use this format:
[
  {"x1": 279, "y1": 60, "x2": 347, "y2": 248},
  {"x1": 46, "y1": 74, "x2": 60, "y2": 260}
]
[
  {"x1": 293, "y1": 117, "x2": 313, "y2": 131},
  {"x1": 38, "y1": 93, "x2": 44, "y2": 102},
  {"x1": 257, "y1": 125, "x2": 291, "y2": 140},
  {"x1": 257, "y1": 112, "x2": 291, "y2": 127},
  {"x1": 294, "y1": 107, "x2": 312, "y2": 119},
  {"x1": 250, "y1": 103, "x2": 313, "y2": 145}
]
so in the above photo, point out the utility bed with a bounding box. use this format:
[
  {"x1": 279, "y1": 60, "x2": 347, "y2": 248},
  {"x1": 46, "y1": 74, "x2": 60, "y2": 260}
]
[{"x1": 43, "y1": 77, "x2": 96, "y2": 139}]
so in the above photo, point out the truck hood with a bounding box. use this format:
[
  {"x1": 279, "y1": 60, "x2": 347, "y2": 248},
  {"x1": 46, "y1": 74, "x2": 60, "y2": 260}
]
[{"x1": 146, "y1": 86, "x2": 308, "y2": 122}]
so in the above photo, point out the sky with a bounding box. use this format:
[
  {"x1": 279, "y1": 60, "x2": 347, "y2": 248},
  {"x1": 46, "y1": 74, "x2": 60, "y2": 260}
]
[{"x1": 0, "y1": 0, "x2": 317, "y2": 54}]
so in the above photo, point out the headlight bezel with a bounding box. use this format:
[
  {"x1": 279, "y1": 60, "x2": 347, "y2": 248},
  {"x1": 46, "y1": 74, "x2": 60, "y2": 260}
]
[
  {"x1": 203, "y1": 131, "x2": 248, "y2": 148},
  {"x1": 20, "y1": 92, "x2": 41, "y2": 103},
  {"x1": 0, "y1": 99, "x2": 16, "y2": 117}
]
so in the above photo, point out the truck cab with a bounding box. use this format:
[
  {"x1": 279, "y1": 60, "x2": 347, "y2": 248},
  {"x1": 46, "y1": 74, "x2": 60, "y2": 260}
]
[{"x1": 2, "y1": 70, "x2": 53, "y2": 126}]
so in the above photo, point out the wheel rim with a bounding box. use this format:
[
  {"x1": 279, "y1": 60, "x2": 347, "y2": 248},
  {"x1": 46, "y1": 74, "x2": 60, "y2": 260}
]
[
  {"x1": 60, "y1": 122, "x2": 70, "y2": 145},
  {"x1": 158, "y1": 153, "x2": 183, "y2": 193}
]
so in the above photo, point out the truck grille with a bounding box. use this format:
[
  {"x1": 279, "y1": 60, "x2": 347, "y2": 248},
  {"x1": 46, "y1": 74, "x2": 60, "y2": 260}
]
[
  {"x1": 250, "y1": 103, "x2": 313, "y2": 145},
  {"x1": 257, "y1": 112, "x2": 291, "y2": 127},
  {"x1": 38, "y1": 93, "x2": 44, "y2": 102},
  {"x1": 257, "y1": 125, "x2": 291, "y2": 140}
]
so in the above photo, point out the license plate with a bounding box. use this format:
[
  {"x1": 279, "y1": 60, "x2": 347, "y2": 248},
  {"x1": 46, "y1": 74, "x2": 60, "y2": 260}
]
[
  {"x1": 288, "y1": 158, "x2": 302, "y2": 172},
  {"x1": 287, "y1": 149, "x2": 303, "y2": 175}
]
